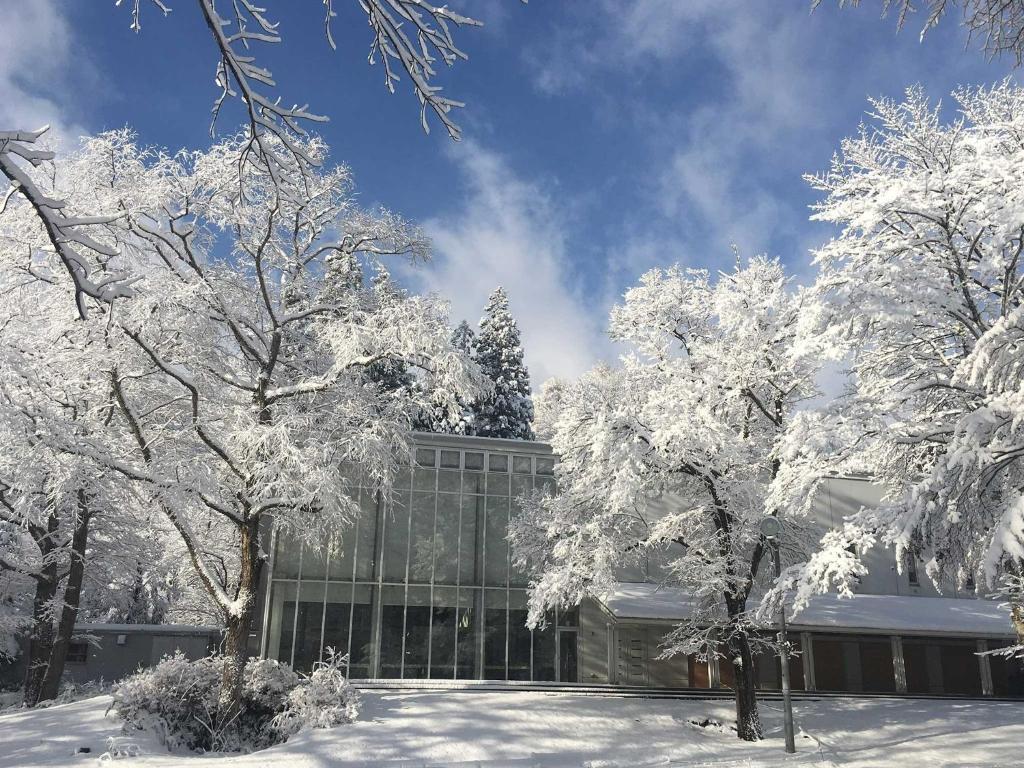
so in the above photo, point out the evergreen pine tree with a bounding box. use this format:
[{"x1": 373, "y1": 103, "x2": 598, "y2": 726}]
[{"x1": 472, "y1": 287, "x2": 534, "y2": 440}]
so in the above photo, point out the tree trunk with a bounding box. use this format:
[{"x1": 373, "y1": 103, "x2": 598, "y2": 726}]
[
  {"x1": 38, "y1": 504, "x2": 92, "y2": 702},
  {"x1": 728, "y1": 629, "x2": 763, "y2": 741},
  {"x1": 216, "y1": 517, "x2": 263, "y2": 730},
  {"x1": 22, "y1": 514, "x2": 61, "y2": 707},
  {"x1": 22, "y1": 573, "x2": 57, "y2": 707}
]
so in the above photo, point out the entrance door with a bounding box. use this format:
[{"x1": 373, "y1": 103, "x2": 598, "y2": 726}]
[{"x1": 558, "y1": 630, "x2": 578, "y2": 683}]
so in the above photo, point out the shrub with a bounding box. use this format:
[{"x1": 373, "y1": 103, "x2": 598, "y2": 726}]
[
  {"x1": 111, "y1": 652, "x2": 220, "y2": 752},
  {"x1": 274, "y1": 649, "x2": 360, "y2": 735},
  {"x1": 111, "y1": 651, "x2": 358, "y2": 754}
]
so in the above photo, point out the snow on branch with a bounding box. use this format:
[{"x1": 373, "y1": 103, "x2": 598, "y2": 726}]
[
  {"x1": 0, "y1": 127, "x2": 134, "y2": 318},
  {"x1": 122, "y1": 0, "x2": 493, "y2": 151}
]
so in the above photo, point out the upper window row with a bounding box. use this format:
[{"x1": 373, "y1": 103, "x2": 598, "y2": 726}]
[{"x1": 415, "y1": 448, "x2": 555, "y2": 476}]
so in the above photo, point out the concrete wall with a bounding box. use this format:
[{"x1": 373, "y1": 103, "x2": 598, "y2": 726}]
[
  {"x1": 0, "y1": 625, "x2": 220, "y2": 690},
  {"x1": 809, "y1": 477, "x2": 977, "y2": 599},
  {"x1": 578, "y1": 599, "x2": 612, "y2": 684}
]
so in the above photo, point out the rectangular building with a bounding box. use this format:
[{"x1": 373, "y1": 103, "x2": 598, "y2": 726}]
[{"x1": 254, "y1": 434, "x2": 1024, "y2": 696}]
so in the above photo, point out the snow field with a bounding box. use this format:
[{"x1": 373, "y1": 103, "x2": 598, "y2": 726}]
[{"x1": 2, "y1": 689, "x2": 1023, "y2": 767}]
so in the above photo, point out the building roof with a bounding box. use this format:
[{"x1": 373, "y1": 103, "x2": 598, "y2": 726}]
[
  {"x1": 602, "y1": 583, "x2": 1016, "y2": 638},
  {"x1": 411, "y1": 431, "x2": 554, "y2": 455},
  {"x1": 74, "y1": 623, "x2": 222, "y2": 636}
]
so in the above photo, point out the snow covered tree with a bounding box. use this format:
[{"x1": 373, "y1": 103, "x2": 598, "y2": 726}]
[
  {"x1": 771, "y1": 82, "x2": 1024, "y2": 646},
  {"x1": 511, "y1": 259, "x2": 820, "y2": 741},
  {"x1": 2, "y1": 1, "x2": 513, "y2": 316},
  {"x1": 415, "y1": 320, "x2": 478, "y2": 434},
  {"x1": 472, "y1": 288, "x2": 535, "y2": 440},
  {"x1": 0, "y1": 278, "x2": 139, "y2": 705},
  {"x1": 820, "y1": 0, "x2": 1024, "y2": 63},
  {"x1": 452, "y1": 319, "x2": 476, "y2": 355},
  {"x1": 3, "y1": 128, "x2": 484, "y2": 723}
]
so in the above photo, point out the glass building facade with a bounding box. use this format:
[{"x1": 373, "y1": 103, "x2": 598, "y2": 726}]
[{"x1": 260, "y1": 437, "x2": 581, "y2": 681}]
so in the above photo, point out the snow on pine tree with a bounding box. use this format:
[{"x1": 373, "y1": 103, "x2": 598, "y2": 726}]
[
  {"x1": 767, "y1": 82, "x2": 1024, "y2": 647},
  {"x1": 472, "y1": 288, "x2": 535, "y2": 440},
  {"x1": 510, "y1": 258, "x2": 821, "y2": 742}
]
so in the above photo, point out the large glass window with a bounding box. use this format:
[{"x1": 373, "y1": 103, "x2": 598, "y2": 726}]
[{"x1": 264, "y1": 444, "x2": 558, "y2": 681}]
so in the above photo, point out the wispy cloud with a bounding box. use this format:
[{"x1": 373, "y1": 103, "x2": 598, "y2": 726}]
[
  {"x1": 523, "y1": 0, "x2": 1010, "y2": 288},
  {"x1": 0, "y1": 0, "x2": 88, "y2": 144},
  {"x1": 408, "y1": 140, "x2": 614, "y2": 386}
]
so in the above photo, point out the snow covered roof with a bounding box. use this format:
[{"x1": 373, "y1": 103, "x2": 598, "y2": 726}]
[
  {"x1": 75, "y1": 623, "x2": 221, "y2": 636},
  {"x1": 601, "y1": 583, "x2": 1015, "y2": 637}
]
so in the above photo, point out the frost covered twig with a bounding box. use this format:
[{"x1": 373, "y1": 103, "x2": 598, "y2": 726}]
[{"x1": 0, "y1": 127, "x2": 133, "y2": 318}]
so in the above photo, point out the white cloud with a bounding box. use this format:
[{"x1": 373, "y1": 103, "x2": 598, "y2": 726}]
[
  {"x1": 409, "y1": 140, "x2": 613, "y2": 386},
  {"x1": 0, "y1": 0, "x2": 87, "y2": 145}
]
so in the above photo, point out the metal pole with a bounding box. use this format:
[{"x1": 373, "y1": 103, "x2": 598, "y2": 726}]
[{"x1": 775, "y1": 540, "x2": 796, "y2": 754}]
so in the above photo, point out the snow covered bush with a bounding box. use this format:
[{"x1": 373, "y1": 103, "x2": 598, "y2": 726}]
[
  {"x1": 111, "y1": 652, "x2": 221, "y2": 752},
  {"x1": 112, "y1": 652, "x2": 359, "y2": 754},
  {"x1": 273, "y1": 651, "x2": 360, "y2": 735}
]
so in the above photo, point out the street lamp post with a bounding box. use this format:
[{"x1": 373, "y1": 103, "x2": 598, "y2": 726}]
[{"x1": 759, "y1": 516, "x2": 796, "y2": 754}]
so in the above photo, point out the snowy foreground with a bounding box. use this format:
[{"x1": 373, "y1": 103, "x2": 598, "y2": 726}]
[{"x1": 1, "y1": 690, "x2": 1022, "y2": 768}]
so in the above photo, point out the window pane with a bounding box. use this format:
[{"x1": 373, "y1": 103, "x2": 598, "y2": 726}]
[
  {"x1": 511, "y1": 474, "x2": 533, "y2": 497},
  {"x1": 903, "y1": 640, "x2": 930, "y2": 694},
  {"x1": 438, "y1": 470, "x2": 461, "y2": 493},
  {"x1": 512, "y1": 456, "x2": 532, "y2": 474},
  {"x1": 291, "y1": 582, "x2": 325, "y2": 674},
  {"x1": 322, "y1": 582, "x2": 353, "y2": 668},
  {"x1": 464, "y1": 452, "x2": 484, "y2": 471},
  {"x1": 509, "y1": 498, "x2": 530, "y2": 587},
  {"x1": 433, "y1": 494, "x2": 460, "y2": 584},
  {"x1": 382, "y1": 491, "x2": 411, "y2": 582},
  {"x1": 859, "y1": 639, "x2": 895, "y2": 693},
  {"x1": 348, "y1": 585, "x2": 375, "y2": 678},
  {"x1": 301, "y1": 543, "x2": 328, "y2": 581},
  {"x1": 812, "y1": 636, "x2": 846, "y2": 691},
  {"x1": 354, "y1": 492, "x2": 379, "y2": 581},
  {"x1": 415, "y1": 448, "x2": 436, "y2": 467},
  {"x1": 508, "y1": 591, "x2": 531, "y2": 681},
  {"x1": 460, "y1": 495, "x2": 483, "y2": 586},
  {"x1": 273, "y1": 532, "x2": 302, "y2": 579},
  {"x1": 327, "y1": 529, "x2": 356, "y2": 581},
  {"x1": 404, "y1": 587, "x2": 432, "y2": 678},
  {"x1": 532, "y1": 622, "x2": 556, "y2": 681},
  {"x1": 413, "y1": 468, "x2": 437, "y2": 492},
  {"x1": 379, "y1": 586, "x2": 406, "y2": 678},
  {"x1": 429, "y1": 586, "x2": 459, "y2": 679},
  {"x1": 486, "y1": 472, "x2": 510, "y2": 496},
  {"x1": 940, "y1": 642, "x2": 982, "y2": 695},
  {"x1": 462, "y1": 471, "x2": 484, "y2": 495},
  {"x1": 409, "y1": 492, "x2": 436, "y2": 584},
  {"x1": 456, "y1": 588, "x2": 480, "y2": 679},
  {"x1": 557, "y1": 606, "x2": 579, "y2": 627},
  {"x1": 484, "y1": 589, "x2": 508, "y2": 679},
  {"x1": 536, "y1": 457, "x2": 555, "y2": 475},
  {"x1": 268, "y1": 581, "x2": 298, "y2": 664},
  {"x1": 440, "y1": 450, "x2": 461, "y2": 469},
  {"x1": 488, "y1": 454, "x2": 509, "y2": 473},
  {"x1": 485, "y1": 497, "x2": 510, "y2": 586}
]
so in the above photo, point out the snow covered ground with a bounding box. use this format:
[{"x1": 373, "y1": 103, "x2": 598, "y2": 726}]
[{"x1": 1, "y1": 689, "x2": 1022, "y2": 767}]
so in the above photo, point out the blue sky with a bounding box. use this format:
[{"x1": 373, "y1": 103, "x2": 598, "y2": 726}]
[{"x1": 0, "y1": 0, "x2": 1014, "y2": 383}]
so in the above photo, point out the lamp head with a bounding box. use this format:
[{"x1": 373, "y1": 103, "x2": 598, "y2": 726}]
[{"x1": 759, "y1": 516, "x2": 782, "y2": 540}]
